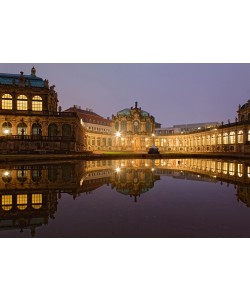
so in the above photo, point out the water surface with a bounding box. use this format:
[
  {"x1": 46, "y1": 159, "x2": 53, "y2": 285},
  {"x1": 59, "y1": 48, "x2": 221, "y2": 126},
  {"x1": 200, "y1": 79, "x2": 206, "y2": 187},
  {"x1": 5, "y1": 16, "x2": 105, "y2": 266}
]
[{"x1": 0, "y1": 158, "x2": 250, "y2": 237}]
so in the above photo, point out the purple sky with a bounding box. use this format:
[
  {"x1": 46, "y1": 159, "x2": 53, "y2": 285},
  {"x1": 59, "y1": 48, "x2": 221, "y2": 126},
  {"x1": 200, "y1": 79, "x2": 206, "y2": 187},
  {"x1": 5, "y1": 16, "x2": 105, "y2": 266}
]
[{"x1": 1, "y1": 63, "x2": 250, "y2": 127}]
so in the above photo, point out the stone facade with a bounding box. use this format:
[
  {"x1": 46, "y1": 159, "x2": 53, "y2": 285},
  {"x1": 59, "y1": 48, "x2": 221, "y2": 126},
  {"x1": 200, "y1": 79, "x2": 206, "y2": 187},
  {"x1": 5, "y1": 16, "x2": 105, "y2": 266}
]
[
  {"x1": 111, "y1": 101, "x2": 156, "y2": 151},
  {"x1": 0, "y1": 68, "x2": 85, "y2": 153}
]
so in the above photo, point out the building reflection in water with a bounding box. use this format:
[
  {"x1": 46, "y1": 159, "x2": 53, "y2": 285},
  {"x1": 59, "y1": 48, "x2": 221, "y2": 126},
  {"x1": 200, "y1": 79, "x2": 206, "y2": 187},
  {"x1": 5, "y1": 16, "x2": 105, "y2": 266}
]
[{"x1": 1, "y1": 158, "x2": 250, "y2": 236}]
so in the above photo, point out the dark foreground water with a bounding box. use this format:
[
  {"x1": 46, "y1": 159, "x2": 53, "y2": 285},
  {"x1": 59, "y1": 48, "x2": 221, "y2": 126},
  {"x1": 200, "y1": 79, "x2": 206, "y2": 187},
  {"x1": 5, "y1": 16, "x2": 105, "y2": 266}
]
[{"x1": 0, "y1": 158, "x2": 250, "y2": 238}]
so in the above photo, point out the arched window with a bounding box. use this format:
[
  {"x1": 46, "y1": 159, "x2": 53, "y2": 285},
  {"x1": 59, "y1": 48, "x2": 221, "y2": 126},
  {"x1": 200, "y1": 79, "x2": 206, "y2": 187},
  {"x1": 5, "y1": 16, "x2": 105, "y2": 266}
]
[
  {"x1": 2, "y1": 122, "x2": 12, "y2": 135},
  {"x1": 17, "y1": 170, "x2": 27, "y2": 182},
  {"x1": 32, "y1": 123, "x2": 42, "y2": 135},
  {"x1": 48, "y1": 166, "x2": 58, "y2": 182},
  {"x1": 2, "y1": 94, "x2": 12, "y2": 110},
  {"x1": 238, "y1": 130, "x2": 243, "y2": 143},
  {"x1": 48, "y1": 123, "x2": 58, "y2": 137},
  {"x1": 206, "y1": 135, "x2": 211, "y2": 145},
  {"x1": 2, "y1": 170, "x2": 12, "y2": 183},
  {"x1": 211, "y1": 135, "x2": 215, "y2": 145},
  {"x1": 62, "y1": 124, "x2": 72, "y2": 137},
  {"x1": 1, "y1": 195, "x2": 12, "y2": 211},
  {"x1": 17, "y1": 123, "x2": 27, "y2": 135},
  {"x1": 223, "y1": 133, "x2": 228, "y2": 144},
  {"x1": 229, "y1": 132, "x2": 235, "y2": 144},
  {"x1": 133, "y1": 121, "x2": 140, "y2": 133},
  {"x1": 62, "y1": 165, "x2": 72, "y2": 181},
  {"x1": 121, "y1": 120, "x2": 127, "y2": 132},
  {"x1": 32, "y1": 194, "x2": 42, "y2": 209},
  {"x1": 217, "y1": 134, "x2": 222, "y2": 144},
  {"x1": 229, "y1": 163, "x2": 235, "y2": 175},
  {"x1": 17, "y1": 95, "x2": 28, "y2": 110},
  {"x1": 31, "y1": 167, "x2": 42, "y2": 182},
  {"x1": 115, "y1": 121, "x2": 119, "y2": 131},
  {"x1": 146, "y1": 121, "x2": 151, "y2": 133},
  {"x1": 32, "y1": 95, "x2": 42, "y2": 111},
  {"x1": 17, "y1": 195, "x2": 27, "y2": 210},
  {"x1": 238, "y1": 164, "x2": 243, "y2": 177}
]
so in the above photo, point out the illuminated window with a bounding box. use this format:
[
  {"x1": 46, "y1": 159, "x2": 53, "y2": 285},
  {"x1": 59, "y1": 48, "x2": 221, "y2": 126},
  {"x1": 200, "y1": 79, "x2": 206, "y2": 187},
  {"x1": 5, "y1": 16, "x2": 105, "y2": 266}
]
[
  {"x1": 17, "y1": 170, "x2": 27, "y2": 182},
  {"x1": 206, "y1": 135, "x2": 210, "y2": 145},
  {"x1": 32, "y1": 194, "x2": 42, "y2": 209},
  {"x1": 217, "y1": 134, "x2": 222, "y2": 144},
  {"x1": 17, "y1": 100, "x2": 28, "y2": 110},
  {"x1": 223, "y1": 133, "x2": 228, "y2": 144},
  {"x1": 2, "y1": 195, "x2": 12, "y2": 211},
  {"x1": 17, "y1": 95, "x2": 28, "y2": 110},
  {"x1": 2, "y1": 170, "x2": 12, "y2": 183},
  {"x1": 211, "y1": 161, "x2": 216, "y2": 172},
  {"x1": 248, "y1": 130, "x2": 250, "y2": 141},
  {"x1": 217, "y1": 161, "x2": 222, "y2": 173},
  {"x1": 222, "y1": 162, "x2": 228, "y2": 174},
  {"x1": 17, "y1": 194, "x2": 27, "y2": 210},
  {"x1": 238, "y1": 131, "x2": 243, "y2": 143},
  {"x1": 32, "y1": 95, "x2": 42, "y2": 111},
  {"x1": 229, "y1": 163, "x2": 235, "y2": 175},
  {"x1": 229, "y1": 132, "x2": 235, "y2": 144},
  {"x1": 238, "y1": 164, "x2": 243, "y2": 177},
  {"x1": 2, "y1": 122, "x2": 12, "y2": 135},
  {"x1": 2, "y1": 94, "x2": 12, "y2": 110},
  {"x1": 211, "y1": 135, "x2": 215, "y2": 145},
  {"x1": 248, "y1": 166, "x2": 250, "y2": 178},
  {"x1": 17, "y1": 123, "x2": 27, "y2": 135}
]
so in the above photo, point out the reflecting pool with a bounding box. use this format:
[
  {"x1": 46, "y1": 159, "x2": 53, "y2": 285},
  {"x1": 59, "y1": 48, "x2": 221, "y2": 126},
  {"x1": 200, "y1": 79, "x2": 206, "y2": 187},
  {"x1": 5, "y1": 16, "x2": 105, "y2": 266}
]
[{"x1": 1, "y1": 158, "x2": 250, "y2": 237}]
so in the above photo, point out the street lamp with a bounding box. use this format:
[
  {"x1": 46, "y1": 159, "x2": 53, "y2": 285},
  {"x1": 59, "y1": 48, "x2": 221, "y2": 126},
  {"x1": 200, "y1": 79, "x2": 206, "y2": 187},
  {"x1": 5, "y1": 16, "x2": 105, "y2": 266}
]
[{"x1": 115, "y1": 131, "x2": 121, "y2": 137}]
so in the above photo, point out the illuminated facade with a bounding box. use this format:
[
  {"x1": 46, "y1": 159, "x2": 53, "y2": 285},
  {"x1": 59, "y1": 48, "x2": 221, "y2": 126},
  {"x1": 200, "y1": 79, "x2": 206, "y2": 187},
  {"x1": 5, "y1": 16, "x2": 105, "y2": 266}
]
[
  {"x1": 64, "y1": 106, "x2": 113, "y2": 151},
  {"x1": 2, "y1": 68, "x2": 250, "y2": 154},
  {"x1": 111, "y1": 101, "x2": 156, "y2": 151},
  {"x1": 0, "y1": 68, "x2": 85, "y2": 153},
  {"x1": 2, "y1": 158, "x2": 250, "y2": 236},
  {"x1": 153, "y1": 102, "x2": 250, "y2": 153}
]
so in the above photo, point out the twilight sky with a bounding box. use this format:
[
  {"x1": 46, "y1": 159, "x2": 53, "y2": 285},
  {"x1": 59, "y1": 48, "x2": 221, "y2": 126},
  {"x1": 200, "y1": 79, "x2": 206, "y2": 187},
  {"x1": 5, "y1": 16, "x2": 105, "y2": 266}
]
[{"x1": 1, "y1": 63, "x2": 250, "y2": 127}]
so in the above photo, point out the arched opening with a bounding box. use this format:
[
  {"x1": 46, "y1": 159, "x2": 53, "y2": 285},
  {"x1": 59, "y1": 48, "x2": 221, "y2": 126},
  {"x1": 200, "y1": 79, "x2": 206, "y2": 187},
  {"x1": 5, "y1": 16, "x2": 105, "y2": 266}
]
[
  {"x1": 2, "y1": 122, "x2": 12, "y2": 135},
  {"x1": 48, "y1": 123, "x2": 58, "y2": 137},
  {"x1": 62, "y1": 124, "x2": 72, "y2": 138},
  {"x1": 32, "y1": 123, "x2": 42, "y2": 135},
  {"x1": 17, "y1": 123, "x2": 27, "y2": 136}
]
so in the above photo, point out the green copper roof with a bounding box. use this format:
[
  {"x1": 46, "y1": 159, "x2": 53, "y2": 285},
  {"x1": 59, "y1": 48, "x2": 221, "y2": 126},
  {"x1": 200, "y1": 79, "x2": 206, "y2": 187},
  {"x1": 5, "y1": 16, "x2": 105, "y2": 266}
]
[
  {"x1": 117, "y1": 108, "x2": 131, "y2": 116},
  {"x1": 0, "y1": 73, "x2": 45, "y2": 88},
  {"x1": 117, "y1": 108, "x2": 150, "y2": 117}
]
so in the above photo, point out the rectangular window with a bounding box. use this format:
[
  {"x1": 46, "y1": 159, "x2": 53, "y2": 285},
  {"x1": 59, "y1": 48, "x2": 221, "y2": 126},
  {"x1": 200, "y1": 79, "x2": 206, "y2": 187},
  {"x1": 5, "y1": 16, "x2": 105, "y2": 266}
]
[
  {"x1": 32, "y1": 194, "x2": 42, "y2": 204},
  {"x1": 2, "y1": 195, "x2": 12, "y2": 205},
  {"x1": 17, "y1": 100, "x2": 28, "y2": 110},
  {"x1": 17, "y1": 194, "x2": 28, "y2": 204},
  {"x1": 32, "y1": 101, "x2": 42, "y2": 111},
  {"x1": 2, "y1": 99, "x2": 12, "y2": 109}
]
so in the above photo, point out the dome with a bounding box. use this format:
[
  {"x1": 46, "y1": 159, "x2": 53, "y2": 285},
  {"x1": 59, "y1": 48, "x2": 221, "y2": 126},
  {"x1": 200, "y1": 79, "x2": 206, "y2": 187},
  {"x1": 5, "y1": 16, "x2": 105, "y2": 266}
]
[
  {"x1": 117, "y1": 108, "x2": 131, "y2": 116},
  {"x1": 117, "y1": 108, "x2": 150, "y2": 117}
]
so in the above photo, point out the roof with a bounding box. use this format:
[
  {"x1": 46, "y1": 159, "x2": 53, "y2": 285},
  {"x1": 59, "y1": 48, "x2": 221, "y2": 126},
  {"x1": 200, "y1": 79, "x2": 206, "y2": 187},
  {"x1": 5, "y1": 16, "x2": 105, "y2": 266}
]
[
  {"x1": 64, "y1": 107, "x2": 112, "y2": 126},
  {"x1": 117, "y1": 108, "x2": 150, "y2": 117},
  {"x1": 0, "y1": 73, "x2": 45, "y2": 88}
]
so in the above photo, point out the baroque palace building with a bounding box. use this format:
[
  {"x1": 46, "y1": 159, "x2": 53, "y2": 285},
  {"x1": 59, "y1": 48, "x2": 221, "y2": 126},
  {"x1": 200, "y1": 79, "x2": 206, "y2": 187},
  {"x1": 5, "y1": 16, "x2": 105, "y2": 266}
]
[
  {"x1": 1, "y1": 67, "x2": 250, "y2": 154},
  {"x1": 0, "y1": 67, "x2": 84, "y2": 153}
]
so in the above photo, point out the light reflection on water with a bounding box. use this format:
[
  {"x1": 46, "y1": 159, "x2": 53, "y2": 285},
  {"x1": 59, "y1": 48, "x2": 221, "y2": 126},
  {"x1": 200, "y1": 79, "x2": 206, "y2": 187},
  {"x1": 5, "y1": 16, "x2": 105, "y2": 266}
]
[{"x1": 0, "y1": 158, "x2": 250, "y2": 237}]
